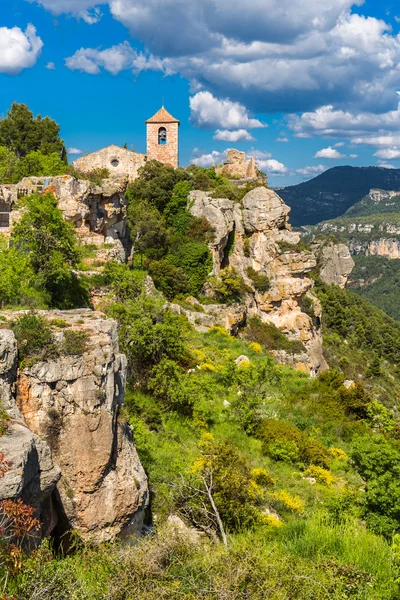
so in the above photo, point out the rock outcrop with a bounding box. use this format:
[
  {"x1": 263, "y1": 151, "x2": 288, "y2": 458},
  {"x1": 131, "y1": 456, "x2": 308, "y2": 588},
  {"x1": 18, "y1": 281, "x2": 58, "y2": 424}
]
[
  {"x1": 311, "y1": 240, "x2": 355, "y2": 287},
  {"x1": 0, "y1": 311, "x2": 148, "y2": 544},
  {"x1": 0, "y1": 176, "x2": 130, "y2": 263},
  {"x1": 188, "y1": 186, "x2": 327, "y2": 375}
]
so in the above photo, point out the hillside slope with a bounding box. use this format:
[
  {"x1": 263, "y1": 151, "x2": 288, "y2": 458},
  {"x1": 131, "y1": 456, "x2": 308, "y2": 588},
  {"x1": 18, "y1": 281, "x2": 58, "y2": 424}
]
[
  {"x1": 312, "y1": 188, "x2": 400, "y2": 320},
  {"x1": 279, "y1": 166, "x2": 400, "y2": 226}
]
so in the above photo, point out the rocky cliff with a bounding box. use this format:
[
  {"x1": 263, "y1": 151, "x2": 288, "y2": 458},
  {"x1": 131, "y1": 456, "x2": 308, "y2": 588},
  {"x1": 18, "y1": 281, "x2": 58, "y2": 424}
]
[
  {"x1": 311, "y1": 240, "x2": 355, "y2": 288},
  {"x1": 0, "y1": 176, "x2": 130, "y2": 263},
  {"x1": 0, "y1": 310, "x2": 148, "y2": 545},
  {"x1": 187, "y1": 186, "x2": 327, "y2": 375}
]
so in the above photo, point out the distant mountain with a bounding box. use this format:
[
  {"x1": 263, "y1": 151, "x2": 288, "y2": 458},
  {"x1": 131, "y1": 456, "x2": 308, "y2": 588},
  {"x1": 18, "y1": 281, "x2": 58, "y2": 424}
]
[{"x1": 279, "y1": 166, "x2": 400, "y2": 226}]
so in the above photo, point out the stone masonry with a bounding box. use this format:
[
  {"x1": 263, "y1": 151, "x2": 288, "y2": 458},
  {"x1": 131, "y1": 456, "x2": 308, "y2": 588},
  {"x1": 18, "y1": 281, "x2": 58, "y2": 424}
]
[
  {"x1": 73, "y1": 145, "x2": 146, "y2": 183},
  {"x1": 146, "y1": 107, "x2": 180, "y2": 168}
]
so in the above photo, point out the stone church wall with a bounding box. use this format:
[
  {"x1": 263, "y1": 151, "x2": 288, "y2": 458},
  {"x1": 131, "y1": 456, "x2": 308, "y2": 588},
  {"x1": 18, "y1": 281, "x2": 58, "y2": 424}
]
[{"x1": 73, "y1": 146, "x2": 146, "y2": 182}]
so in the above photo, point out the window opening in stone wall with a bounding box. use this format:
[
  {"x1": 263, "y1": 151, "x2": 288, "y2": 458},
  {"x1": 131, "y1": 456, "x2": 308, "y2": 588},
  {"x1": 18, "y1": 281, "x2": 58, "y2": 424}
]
[
  {"x1": 111, "y1": 159, "x2": 119, "y2": 167},
  {"x1": 158, "y1": 127, "x2": 167, "y2": 145},
  {"x1": 0, "y1": 201, "x2": 10, "y2": 228}
]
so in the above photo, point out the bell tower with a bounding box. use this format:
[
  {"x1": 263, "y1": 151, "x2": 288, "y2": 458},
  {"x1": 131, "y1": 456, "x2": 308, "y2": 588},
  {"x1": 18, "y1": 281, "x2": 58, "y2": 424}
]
[{"x1": 146, "y1": 106, "x2": 180, "y2": 168}]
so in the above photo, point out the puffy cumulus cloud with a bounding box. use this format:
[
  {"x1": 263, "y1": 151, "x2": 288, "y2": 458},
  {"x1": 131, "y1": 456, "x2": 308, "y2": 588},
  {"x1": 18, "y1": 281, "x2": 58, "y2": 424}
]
[
  {"x1": 45, "y1": 61, "x2": 56, "y2": 70},
  {"x1": 0, "y1": 24, "x2": 43, "y2": 75},
  {"x1": 314, "y1": 146, "x2": 346, "y2": 159},
  {"x1": 67, "y1": 147, "x2": 83, "y2": 154},
  {"x1": 374, "y1": 148, "x2": 400, "y2": 159},
  {"x1": 190, "y1": 92, "x2": 264, "y2": 130},
  {"x1": 65, "y1": 42, "x2": 166, "y2": 75},
  {"x1": 276, "y1": 137, "x2": 289, "y2": 143},
  {"x1": 296, "y1": 165, "x2": 327, "y2": 178},
  {"x1": 213, "y1": 129, "x2": 255, "y2": 142},
  {"x1": 258, "y1": 158, "x2": 287, "y2": 174},
  {"x1": 191, "y1": 150, "x2": 226, "y2": 167},
  {"x1": 51, "y1": 0, "x2": 400, "y2": 116},
  {"x1": 27, "y1": 0, "x2": 103, "y2": 24},
  {"x1": 289, "y1": 103, "x2": 400, "y2": 148}
]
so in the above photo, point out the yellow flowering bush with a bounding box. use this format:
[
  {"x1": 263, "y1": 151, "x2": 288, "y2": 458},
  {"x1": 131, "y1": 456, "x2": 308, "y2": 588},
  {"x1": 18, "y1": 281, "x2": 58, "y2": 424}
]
[
  {"x1": 250, "y1": 468, "x2": 275, "y2": 487},
  {"x1": 329, "y1": 447, "x2": 349, "y2": 462},
  {"x1": 208, "y1": 326, "x2": 230, "y2": 336},
  {"x1": 199, "y1": 362, "x2": 216, "y2": 372},
  {"x1": 248, "y1": 342, "x2": 263, "y2": 354},
  {"x1": 271, "y1": 490, "x2": 305, "y2": 513},
  {"x1": 305, "y1": 465, "x2": 335, "y2": 486},
  {"x1": 192, "y1": 349, "x2": 207, "y2": 363},
  {"x1": 259, "y1": 513, "x2": 282, "y2": 527}
]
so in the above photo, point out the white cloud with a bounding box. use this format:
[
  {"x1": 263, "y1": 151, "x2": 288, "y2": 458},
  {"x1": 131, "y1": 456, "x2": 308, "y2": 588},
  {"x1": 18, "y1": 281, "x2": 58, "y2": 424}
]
[
  {"x1": 213, "y1": 129, "x2": 255, "y2": 142},
  {"x1": 296, "y1": 164, "x2": 327, "y2": 178},
  {"x1": 190, "y1": 92, "x2": 264, "y2": 130},
  {"x1": 333, "y1": 142, "x2": 345, "y2": 147},
  {"x1": 377, "y1": 160, "x2": 396, "y2": 169},
  {"x1": 314, "y1": 146, "x2": 346, "y2": 159},
  {"x1": 0, "y1": 24, "x2": 43, "y2": 75},
  {"x1": 46, "y1": 61, "x2": 55, "y2": 70},
  {"x1": 349, "y1": 153, "x2": 358, "y2": 158},
  {"x1": 65, "y1": 42, "x2": 165, "y2": 75},
  {"x1": 258, "y1": 158, "x2": 287, "y2": 174},
  {"x1": 276, "y1": 136, "x2": 289, "y2": 142},
  {"x1": 374, "y1": 148, "x2": 400, "y2": 159},
  {"x1": 27, "y1": 0, "x2": 103, "y2": 24},
  {"x1": 67, "y1": 147, "x2": 83, "y2": 154},
  {"x1": 191, "y1": 150, "x2": 226, "y2": 167}
]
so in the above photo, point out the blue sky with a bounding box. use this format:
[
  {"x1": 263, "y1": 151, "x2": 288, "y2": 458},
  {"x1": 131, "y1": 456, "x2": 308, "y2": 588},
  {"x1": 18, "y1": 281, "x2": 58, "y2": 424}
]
[{"x1": 2, "y1": 0, "x2": 400, "y2": 185}]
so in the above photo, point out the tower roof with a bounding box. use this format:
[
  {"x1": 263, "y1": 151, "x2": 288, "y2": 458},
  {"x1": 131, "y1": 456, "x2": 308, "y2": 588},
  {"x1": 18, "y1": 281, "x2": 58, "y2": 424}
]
[{"x1": 146, "y1": 107, "x2": 180, "y2": 125}]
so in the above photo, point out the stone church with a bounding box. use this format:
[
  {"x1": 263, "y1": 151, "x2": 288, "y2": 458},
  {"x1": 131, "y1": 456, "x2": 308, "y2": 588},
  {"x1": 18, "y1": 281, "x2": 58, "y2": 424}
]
[{"x1": 73, "y1": 106, "x2": 180, "y2": 182}]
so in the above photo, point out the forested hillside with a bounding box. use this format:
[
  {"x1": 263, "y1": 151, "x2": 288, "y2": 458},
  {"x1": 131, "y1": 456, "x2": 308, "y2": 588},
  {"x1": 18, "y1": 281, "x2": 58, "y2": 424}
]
[
  {"x1": 0, "y1": 104, "x2": 400, "y2": 598},
  {"x1": 1, "y1": 159, "x2": 400, "y2": 598},
  {"x1": 312, "y1": 188, "x2": 400, "y2": 321},
  {"x1": 279, "y1": 166, "x2": 400, "y2": 226}
]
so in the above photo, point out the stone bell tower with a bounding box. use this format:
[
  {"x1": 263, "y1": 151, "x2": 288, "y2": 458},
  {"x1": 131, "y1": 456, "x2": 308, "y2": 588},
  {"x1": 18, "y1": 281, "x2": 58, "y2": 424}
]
[{"x1": 146, "y1": 106, "x2": 180, "y2": 168}]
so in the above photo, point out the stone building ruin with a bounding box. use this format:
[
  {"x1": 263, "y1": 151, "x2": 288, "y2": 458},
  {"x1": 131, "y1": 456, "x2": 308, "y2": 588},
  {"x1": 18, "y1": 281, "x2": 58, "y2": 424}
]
[{"x1": 73, "y1": 106, "x2": 180, "y2": 181}]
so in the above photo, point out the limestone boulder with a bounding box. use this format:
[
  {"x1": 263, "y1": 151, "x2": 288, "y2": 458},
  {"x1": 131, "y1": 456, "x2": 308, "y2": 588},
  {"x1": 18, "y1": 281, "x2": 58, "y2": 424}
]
[
  {"x1": 242, "y1": 187, "x2": 290, "y2": 233},
  {"x1": 313, "y1": 241, "x2": 355, "y2": 288}
]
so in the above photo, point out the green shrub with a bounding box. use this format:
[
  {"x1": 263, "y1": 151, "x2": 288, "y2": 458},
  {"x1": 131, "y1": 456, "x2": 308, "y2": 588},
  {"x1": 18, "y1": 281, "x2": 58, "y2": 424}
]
[
  {"x1": 61, "y1": 330, "x2": 88, "y2": 356},
  {"x1": 11, "y1": 313, "x2": 54, "y2": 365},
  {"x1": 209, "y1": 267, "x2": 250, "y2": 303},
  {"x1": 257, "y1": 418, "x2": 304, "y2": 463},
  {"x1": 246, "y1": 266, "x2": 271, "y2": 292},
  {"x1": 244, "y1": 315, "x2": 306, "y2": 354},
  {"x1": 148, "y1": 260, "x2": 189, "y2": 300}
]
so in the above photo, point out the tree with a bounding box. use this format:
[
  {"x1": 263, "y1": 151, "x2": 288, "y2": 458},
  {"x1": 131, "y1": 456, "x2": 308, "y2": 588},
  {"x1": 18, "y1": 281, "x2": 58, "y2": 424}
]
[
  {"x1": 0, "y1": 236, "x2": 48, "y2": 307},
  {"x1": 128, "y1": 200, "x2": 167, "y2": 261},
  {"x1": 126, "y1": 160, "x2": 190, "y2": 213},
  {"x1": 0, "y1": 103, "x2": 66, "y2": 159},
  {"x1": 11, "y1": 192, "x2": 86, "y2": 308}
]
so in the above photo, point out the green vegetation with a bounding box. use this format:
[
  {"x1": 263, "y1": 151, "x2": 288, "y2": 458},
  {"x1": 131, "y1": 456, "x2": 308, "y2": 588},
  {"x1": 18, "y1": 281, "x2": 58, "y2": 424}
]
[
  {"x1": 1, "y1": 192, "x2": 90, "y2": 309},
  {"x1": 345, "y1": 191, "x2": 400, "y2": 217},
  {"x1": 2, "y1": 124, "x2": 400, "y2": 596},
  {"x1": 0, "y1": 102, "x2": 66, "y2": 160},
  {"x1": 349, "y1": 255, "x2": 400, "y2": 321}
]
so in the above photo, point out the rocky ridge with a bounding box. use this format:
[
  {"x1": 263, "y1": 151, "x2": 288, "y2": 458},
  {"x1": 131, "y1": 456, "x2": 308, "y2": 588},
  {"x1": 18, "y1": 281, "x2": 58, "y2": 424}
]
[
  {"x1": 186, "y1": 186, "x2": 328, "y2": 375},
  {"x1": 0, "y1": 310, "x2": 148, "y2": 545}
]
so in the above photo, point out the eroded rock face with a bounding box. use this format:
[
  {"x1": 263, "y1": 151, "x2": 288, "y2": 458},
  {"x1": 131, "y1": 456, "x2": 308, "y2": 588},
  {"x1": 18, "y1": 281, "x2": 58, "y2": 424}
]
[
  {"x1": 1, "y1": 176, "x2": 130, "y2": 263},
  {"x1": 0, "y1": 330, "x2": 61, "y2": 538},
  {"x1": 215, "y1": 149, "x2": 261, "y2": 181},
  {"x1": 188, "y1": 187, "x2": 327, "y2": 375},
  {"x1": 312, "y1": 241, "x2": 355, "y2": 288},
  {"x1": 0, "y1": 312, "x2": 149, "y2": 544}
]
